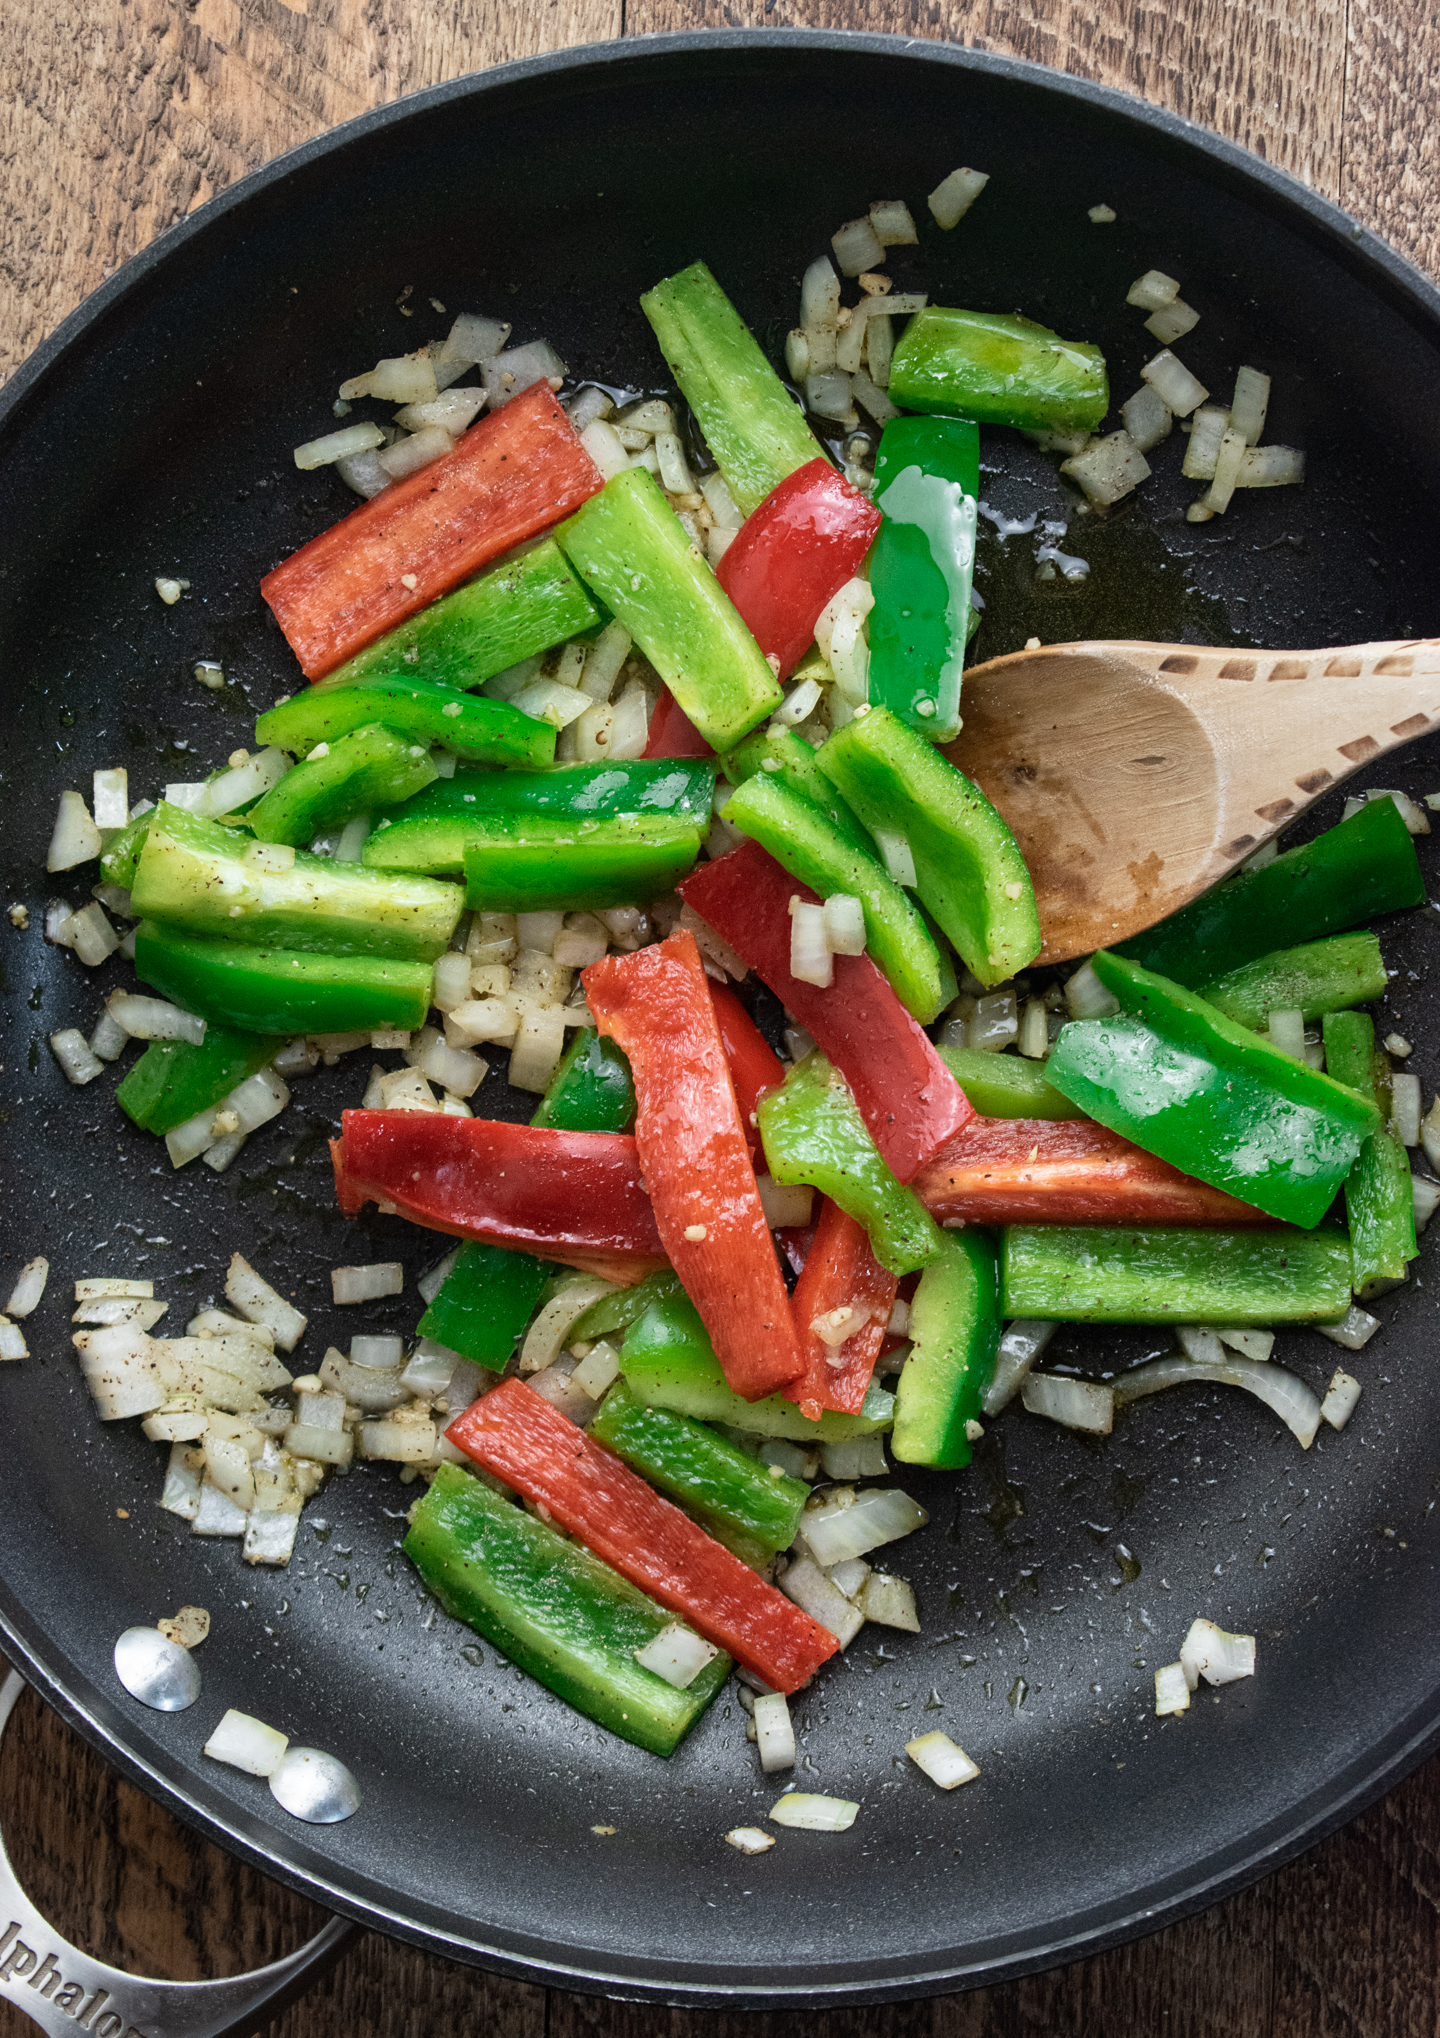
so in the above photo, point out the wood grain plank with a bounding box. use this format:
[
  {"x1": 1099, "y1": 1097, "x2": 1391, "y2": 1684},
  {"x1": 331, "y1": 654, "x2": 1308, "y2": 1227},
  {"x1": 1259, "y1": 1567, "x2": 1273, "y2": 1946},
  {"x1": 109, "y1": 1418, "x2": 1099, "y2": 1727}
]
[
  {"x1": 0, "y1": 0, "x2": 619, "y2": 382},
  {"x1": 625, "y1": 0, "x2": 1346, "y2": 199},
  {"x1": 1342, "y1": 0, "x2": 1440, "y2": 282}
]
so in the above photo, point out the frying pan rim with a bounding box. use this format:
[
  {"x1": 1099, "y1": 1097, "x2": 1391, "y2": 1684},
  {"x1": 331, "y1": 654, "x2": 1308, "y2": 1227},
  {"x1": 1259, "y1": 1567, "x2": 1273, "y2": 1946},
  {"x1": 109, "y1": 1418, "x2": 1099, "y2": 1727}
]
[{"x1": 4, "y1": 24, "x2": 1440, "y2": 2005}]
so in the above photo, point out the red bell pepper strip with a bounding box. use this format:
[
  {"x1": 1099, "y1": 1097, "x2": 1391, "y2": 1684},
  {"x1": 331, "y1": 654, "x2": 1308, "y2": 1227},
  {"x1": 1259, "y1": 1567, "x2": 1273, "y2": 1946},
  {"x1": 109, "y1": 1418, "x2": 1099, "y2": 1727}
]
[
  {"x1": 708, "y1": 979, "x2": 785, "y2": 1158},
  {"x1": 448, "y1": 1378, "x2": 838, "y2": 1693},
  {"x1": 261, "y1": 384, "x2": 603, "y2": 679},
  {"x1": 913, "y1": 1116, "x2": 1270, "y2": 1228},
  {"x1": 583, "y1": 930, "x2": 803, "y2": 1400},
  {"x1": 643, "y1": 688, "x2": 714, "y2": 759},
  {"x1": 716, "y1": 458, "x2": 882, "y2": 682},
  {"x1": 331, "y1": 1109, "x2": 666, "y2": 1285},
  {"x1": 785, "y1": 1197, "x2": 898, "y2": 1420},
  {"x1": 679, "y1": 838, "x2": 973, "y2": 1183}
]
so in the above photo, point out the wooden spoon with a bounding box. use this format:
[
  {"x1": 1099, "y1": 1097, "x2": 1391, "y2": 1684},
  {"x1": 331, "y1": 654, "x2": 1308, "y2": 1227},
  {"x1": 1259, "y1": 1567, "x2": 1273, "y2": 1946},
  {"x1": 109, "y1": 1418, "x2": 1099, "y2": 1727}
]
[{"x1": 944, "y1": 637, "x2": 1440, "y2": 966}]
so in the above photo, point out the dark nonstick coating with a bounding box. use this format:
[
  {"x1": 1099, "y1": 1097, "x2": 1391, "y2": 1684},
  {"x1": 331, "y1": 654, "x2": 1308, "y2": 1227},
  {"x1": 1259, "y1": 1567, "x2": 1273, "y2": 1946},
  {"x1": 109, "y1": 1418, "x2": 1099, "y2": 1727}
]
[{"x1": 3, "y1": 31, "x2": 1440, "y2": 2007}]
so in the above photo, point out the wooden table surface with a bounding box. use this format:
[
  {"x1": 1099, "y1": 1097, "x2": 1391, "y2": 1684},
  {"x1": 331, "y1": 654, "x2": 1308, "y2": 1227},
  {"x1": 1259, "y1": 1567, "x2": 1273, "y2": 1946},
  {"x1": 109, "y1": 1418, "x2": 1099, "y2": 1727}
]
[{"x1": 3, "y1": 2, "x2": 1440, "y2": 2033}]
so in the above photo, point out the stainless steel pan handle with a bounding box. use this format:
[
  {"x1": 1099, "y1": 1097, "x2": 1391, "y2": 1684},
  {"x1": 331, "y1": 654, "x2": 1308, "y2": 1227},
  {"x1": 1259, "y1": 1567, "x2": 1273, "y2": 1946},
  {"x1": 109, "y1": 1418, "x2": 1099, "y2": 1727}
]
[{"x1": 0, "y1": 1671, "x2": 358, "y2": 2038}]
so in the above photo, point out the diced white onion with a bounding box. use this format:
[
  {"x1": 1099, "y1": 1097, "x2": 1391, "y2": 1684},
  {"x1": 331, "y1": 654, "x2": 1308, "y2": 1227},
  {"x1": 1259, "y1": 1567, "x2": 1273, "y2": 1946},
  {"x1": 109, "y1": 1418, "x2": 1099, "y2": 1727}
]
[
  {"x1": 378, "y1": 426, "x2": 454, "y2": 481},
  {"x1": 928, "y1": 167, "x2": 989, "y2": 229},
  {"x1": 393, "y1": 388, "x2": 484, "y2": 435},
  {"x1": 200, "y1": 748, "x2": 291, "y2": 819},
  {"x1": 57, "y1": 901, "x2": 118, "y2": 967},
  {"x1": 92, "y1": 767, "x2": 129, "y2": 829},
  {"x1": 419, "y1": 1033, "x2": 487, "y2": 1098},
  {"x1": 1154, "y1": 1662, "x2": 1191, "y2": 1715},
  {"x1": 726, "y1": 1826, "x2": 776, "y2": 1854},
  {"x1": 819, "y1": 1435, "x2": 886, "y2": 1482},
  {"x1": 205, "y1": 1434, "x2": 256, "y2": 1512},
  {"x1": 553, "y1": 913, "x2": 609, "y2": 969},
  {"x1": 1016, "y1": 996, "x2": 1049, "y2": 1059},
  {"x1": 519, "y1": 1275, "x2": 615, "y2": 1374},
  {"x1": 790, "y1": 900, "x2": 833, "y2": 987},
  {"x1": 1203, "y1": 426, "x2": 1249, "y2": 513},
  {"x1": 654, "y1": 430, "x2": 696, "y2": 495},
  {"x1": 1126, "y1": 269, "x2": 1181, "y2": 311},
  {"x1": 1230, "y1": 365, "x2": 1271, "y2": 445},
  {"x1": 5, "y1": 1258, "x2": 48, "y2": 1319},
  {"x1": 483, "y1": 340, "x2": 567, "y2": 407},
  {"x1": 1021, "y1": 1373, "x2": 1114, "y2": 1433},
  {"x1": 1321, "y1": 1368, "x2": 1362, "y2": 1430},
  {"x1": 608, "y1": 678, "x2": 655, "y2": 763},
  {"x1": 1088, "y1": 203, "x2": 1117, "y2": 223},
  {"x1": 160, "y1": 1442, "x2": 203, "y2": 1519},
  {"x1": 906, "y1": 1730, "x2": 979, "y2": 1788},
  {"x1": 868, "y1": 197, "x2": 917, "y2": 246},
  {"x1": 779, "y1": 1555, "x2": 865, "y2": 1646},
  {"x1": 1181, "y1": 406, "x2": 1232, "y2": 480},
  {"x1": 510, "y1": 678, "x2": 591, "y2": 730},
  {"x1": 204, "y1": 1709, "x2": 289, "y2": 1776},
  {"x1": 578, "y1": 418, "x2": 630, "y2": 480},
  {"x1": 801, "y1": 1487, "x2": 927, "y2": 1568},
  {"x1": 749, "y1": 1690, "x2": 796, "y2": 1772},
  {"x1": 1180, "y1": 1618, "x2": 1255, "y2": 1688},
  {"x1": 755, "y1": 1174, "x2": 814, "y2": 1230},
  {"x1": 1318, "y1": 1303, "x2": 1381, "y2": 1351},
  {"x1": 635, "y1": 1621, "x2": 719, "y2": 1690},
  {"x1": 1060, "y1": 430, "x2": 1151, "y2": 507},
  {"x1": 294, "y1": 421, "x2": 385, "y2": 471},
  {"x1": 983, "y1": 1319, "x2": 1058, "y2": 1414},
  {"x1": 1064, "y1": 961, "x2": 1120, "y2": 1019},
  {"x1": 226, "y1": 1252, "x2": 307, "y2": 1352},
  {"x1": 1114, "y1": 1351, "x2": 1321, "y2": 1446},
  {"x1": 50, "y1": 1028, "x2": 105, "y2": 1084},
  {"x1": 806, "y1": 371, "x2": 857, "y2": 427},
  {"x1": 774, "y1": 677, "x2": 824, "y2": 729},
  {"x1": 822, "y1": 893, "x2": 866, "y2": 956},
  {"x1": 862, "y1": 1573, "x2": 920, "y2": 1631},
  {"x1": 1392, "y1": 1072, "x2": 1422, "y2": 1146},
  {"x1": 90, "y1": 1008, "x2": 130, "y2": 1061},
  {"x1": 227, "y1": 1066, "x2": 290, "y2": 1134},
  {"x1": 1266, "y1": 1008, "x2": 1306, "y2": 1060},
  {"x1": 1145, "y1": 299, "x2": 1199, "y2": 344},
  {"x1": 507, "y1": 1003, "x2": 567, "y2": 1093},
  {"x1": 0, "y1": 1317, "x2": 28, "y2": 1360},
  {"x1": 336, "y1": 449, "x2": 390, "y2": 499},
  {"x1": 359, "y1": 1415, "x2": 438, "y2": 1463},
  {"x1": 109, "y1": 995, "x2": 206, "y2": 1044},
  {"x1": 769, "y1": 1791, "x2": 858, "y2": 1832},
  {"x1": 432, "y1": 313, "x2": 511, "y2": 382},
  {"x1": 340, "y1": 354, "x2": 438, "y2": 404},
  {"x1": 1140, "y1": 350, "x2": 1209, "y2": 416},
  {"x1": 1177, "y1": 1329, "x2": 1226, "y2": 1368},
  {"x1": 968, "y1": 990, "x2": 1018, "y2": 1053},
  {"x1": 47, "y1": 790, "x2": 102, "y2": 873},
  {"x1": 1120, "y1": 383, "x2": 1173, "y2": 452},
  {"x1": 564, "y1": 386, "x2": 613, "y2": 432},
  {"x1": 155, "y1": 577, "x2": 189, "y2": 605},
  {"x1": 1211, "y1": 1324, "x2": 1274, "y2": 1362},
  {"x1": 201, "y1": 1130, "x2": 247, "y2": 1173},
  {"x1": 1234, "y1": 445, "x2": 1305, "y2": 488},
  {"x1": 330, "y1": 1264, "x2": 403, "y2": 1308},
  {"x1": 192, "y1": 1482, "x2": 249, "y2": 1536},
  {"x1": 570, "y1": 1339, "x2": 621, "y2": 1401}
]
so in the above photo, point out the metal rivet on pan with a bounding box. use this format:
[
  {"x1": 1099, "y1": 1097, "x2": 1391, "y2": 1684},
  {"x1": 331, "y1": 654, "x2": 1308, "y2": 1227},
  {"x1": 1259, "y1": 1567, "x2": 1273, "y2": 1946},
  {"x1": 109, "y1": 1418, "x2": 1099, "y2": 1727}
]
[
  {"x1": 114, "y1": 1626, "x2": 202, "y2": 1712},
  {"x1": 268, "y1": 1746, "x2": 362, "y2": 1823}
]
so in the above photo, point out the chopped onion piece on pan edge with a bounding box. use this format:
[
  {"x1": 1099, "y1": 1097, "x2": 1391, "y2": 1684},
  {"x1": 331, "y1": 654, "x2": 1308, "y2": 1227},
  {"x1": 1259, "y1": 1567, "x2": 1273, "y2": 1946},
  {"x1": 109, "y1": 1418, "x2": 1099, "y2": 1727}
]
[
  {"x1": 5, "y1": 1258, "x2": 48, "y2": 1319},
  {"x1": 769, "y1": 1792, "x2": 858, "y2": 1832},
  {"x1": 1021, "y1": 1374, "x2": 1114, "y2": 1434},
  {"x1": 753, "y1": 1691, "x2": 797, "y2": 1772},
  {"x1": 332, "y1": 1263, "x2": 404, "y2": 1305},
  {"x1": 204, "y1": 1708, "x2": 289, "y2": 1777},
  {"x1": 1113, "y1": 1353, "x2": 1321, "y2": 1448},
  {"x1": 726, "y1": 1827, "x2": 776, "y2": 1854},
  {"x1": 1154, "y1": 1663, "x2": 1190, "y2": 1715},
  {"x1": 1321, "y1": 1370, "x2": 1362, "y2": 1430},
  {"x1": 1180, "y1": 1619, "x2": 1256, "y2": 1688},
  {"x1": 1318, "y1": 1303, "x2": 1380, "y2": 1351},
  {"x1": 906, "y1": 1731, "x2": 980, "y2": 1789}
]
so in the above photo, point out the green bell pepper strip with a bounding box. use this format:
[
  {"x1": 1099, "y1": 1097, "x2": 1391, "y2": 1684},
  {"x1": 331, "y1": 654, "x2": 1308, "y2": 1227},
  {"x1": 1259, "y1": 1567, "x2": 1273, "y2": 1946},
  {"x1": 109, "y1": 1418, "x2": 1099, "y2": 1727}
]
[
  {"x1": 889, "y1": 307, "x2": 1109, "y2": 436},
  {"x1": 639, "y1": 260, "x2": 826, "y2": 517},
  {"x1": 116, "y1": 1026, "x2": 286, "y2": 1136},
  {"x1": 405, "y1": 1463, "x2": 730, "y2": 1759},
  {"x1": 305, "y1": 538, "x2": 603, "y2": 697},
  {"x1": 1117, "y1": 797, "x2": 1424, "y2": 986},
  {"x1": 570, "y1": 1267, "x2": 683, "y2": 1343},
  {"x1": 530, "y1": 1025, "x2": 636, "y2": 1132},
  {"x1": 867, "y1": 416, "x2": 980, "y2": 744},
  {"x1": 416, "y1": 1240, "x2": 552, "y2": 1371},
  {"x1": 620, "y1": 1290, "x2": 894, "y2": 1441},
  {"x1": 463, "y1": 821, "x2": 703, "y2": 914},
  {"x1": 255, "y1": 674, "x2": 556, "y2": 772},
  {"x1": 99, "y1": 811, "x2": 154, "y2": 889},
  {"x1": 133, "y1": 921, "x2": 434, "y2": 1035},
  {"x1": 817, "y1": 705, "x2": 1042, "y2": 987},
  {"x1": 589, "y1": 1379, "x2": 809, "y2": 1556},
  {"x1": 756, "y1": 1051, "x2": 943, "y2": 1273},
  {"x1": 1000, "y1": 1223, "x2": 1354, "y2": 1323},
  {"x1": 133, "y1": 802, "x2": 463, "y2": 961},
  {"x1": 557, "y1": 467, "x2": 781, "y2": 752},
  {"x1": 362, "y1": 758, "x2": 714, "y2": 877},
  {"x1": 938, "y1": 1044, "x2": 1083, "y2": 1120},
  {"x1": 1322, "y1": 1009, "x2": 1418, "y2": 1297},
  {"x1": 1199, "y1": 931, "x2": 1389, "y2": 1030},
  {"x1": 892, "y1": 1229, "x2": 1001, "y2": 1470},
  {"x1": 720, "y1": 771, "x2": 946, "y2": 1024},
  {"x1": 723, "y1": 726, "x2": 879, "y2": 864},
  {"x1": 1046, "y1": 950, "x2": 1381, "y2": 1228},
  {"x1": 245, "y1": 723, "x2": 438, "y2": 848}
]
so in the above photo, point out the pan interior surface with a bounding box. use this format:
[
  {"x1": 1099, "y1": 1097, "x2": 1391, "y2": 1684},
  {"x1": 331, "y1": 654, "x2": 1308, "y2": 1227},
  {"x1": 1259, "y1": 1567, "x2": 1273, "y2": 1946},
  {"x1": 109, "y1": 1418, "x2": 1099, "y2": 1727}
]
[{"x1": 2, "y1": 33, "x2": 1439, "y2": 2004}]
